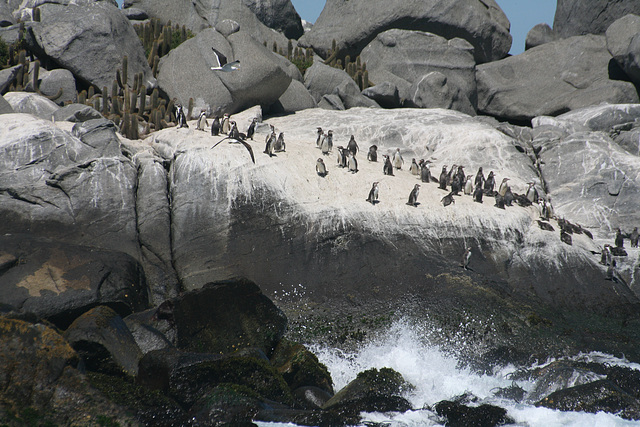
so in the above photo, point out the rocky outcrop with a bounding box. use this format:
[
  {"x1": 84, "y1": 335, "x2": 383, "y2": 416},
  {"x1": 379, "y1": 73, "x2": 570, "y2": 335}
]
[
  {"x1": 156, "y1": 27, "x2": 291, "y2": 115},
  {"x1": 26, "y1": 2, "x2": 154, "y2": 91},
  {"x1": 553, "y1": 0, "x2": 640, "y2": 38},
  {"x1": 241, "y1": 0, "x2": 303, "y2": 40},
  {"x1": 304, "y1": 61, "x2": 377, "y2": 108},
  {"x1": 0, "y1": 94, "x2": 13, "y2": 114},
  {"x1": 270, "y1": 79, "x2": 317, "y2": 113},
  {"x1": 297, "y1": 0, "x2": 511, "y2": 64},
  {"x1": 477, "y1": 34, "x2": 639, "y2": 123},
  {"x1": 525, "y1": 23, "x2": 559, "y2": 50},
  {"x1": 404, "y1": 71, "x2": 475, "y2": 115},
  {"x1": 3, "y1": 90, "x2": 59, "y2": 118},
  {"x1": 606, "y1": 14, "x2": 640, "y2": 87}
]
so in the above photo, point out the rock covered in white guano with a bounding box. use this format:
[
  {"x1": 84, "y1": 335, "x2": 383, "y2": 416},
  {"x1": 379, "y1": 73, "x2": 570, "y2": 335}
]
[
  {"x1": 606, "y1": 14, "x2": 640, "y2": 87},
  {"x1": 360, "y1": 29, "x2": 477, "y2": 111},
  {"x1": 525, "y1": 23, "x2": 559, "y2": 50},
  {"x1": 157, "y1": 27, "x2": 291, "y2": 115},
  {"x1": 26, "y1": 2, "x2": 154, "y2": 92},
  {"x1": 297, "y1": 0, "x2": 511, "y2": 64},
  {"x1": 553, "y1": 0, "x2": 640, "y2": 38},
  {"x1": 477, "y1": 35, "x2": 639, "y2": 123}
]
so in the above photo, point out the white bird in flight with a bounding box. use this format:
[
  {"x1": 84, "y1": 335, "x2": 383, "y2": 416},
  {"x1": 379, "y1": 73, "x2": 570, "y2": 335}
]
[{"x1": 210, "y1": 47, "x2": 240, "y2": 72}]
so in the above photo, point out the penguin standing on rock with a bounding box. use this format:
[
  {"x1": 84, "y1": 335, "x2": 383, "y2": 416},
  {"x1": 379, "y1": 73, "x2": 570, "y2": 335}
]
[
  {"x1": 246, "y1": 118, "x2": 257, "y2": 140},
  {"x1": 366, "y1": 182, "x2": 379, "y2": 204},
  {"x1": 321, "y1": 130, "x2": 333, "y2": 155},
  {"x1": 407, "y1": 184, "x2": 420, "y2": 207},
  {"x1": 462, "y1": 247, "x2": 472, "y2": 270},
  {"x1": 473, "y1": 184, "x2": 483, "y2": 203},
  {"x1": 438, "y1": 166, "x2": 448, "y2": 190},
  {"x1": 316, "y1": 158, "x2": 327, "y2": 177},
  {"x1": 264, "y1": 127, "x2": 275, "y2": 157},
  {"x1": 336, "y1": 146, "x2": 347, "y2": 168},
  {"x1": 383, "y1": 155, "x2": 394, "y2": 176},
  {"x1": 274, "y1": 132, "x2": 286, "y2": 152},
  {"x1": 526, "y1": 181, "x2": 539, "y2": 203},
  {"x1": 221, "y1": 113, "x2": 231, "y2": 134},
  {"x1": 475, "y1": 167, "x2": 485, "y2": 188},
  {"x1": 410, "y1": 158, "x2": 420, "y2": 175},
  {"x1": 347, "y1": 152, "x2": 358, "y2": 173},
  {"x1": 484, "y1": 171, "x2": 495, "y2": 194},
  {"x1": 498, "y1": 177, "x2": 510, "y2": 197},
  {"x1": 316, "y1": 127, "x2": 323, "y2": 147},
  {"x1": 441, "y1": 191, "x2": 456, "y2": 207},
  {"x1": 367, "y1": 145, "x2": 378, "y2": 162},
  {"x1": 393, "y1": 148, "x2": 404, "y2": 170},
  {"x1": 196, "y1": 110, "x2": 208, "y2": 131},
  {"x1": 347, "y1": 135, "x2": 359, "y2": 156},
  {"x1": 211, "y1": 116, "x2": 220, "y2": 136},
  {"x1": 176, "y1": 104, "x2": 188, "y2": 128},
  {"x1": 464, "y1": 175, "x2": 474, "y2": 195},
  {"x1": 421, "y1": 160, "x2": 432, "y2": 183}
]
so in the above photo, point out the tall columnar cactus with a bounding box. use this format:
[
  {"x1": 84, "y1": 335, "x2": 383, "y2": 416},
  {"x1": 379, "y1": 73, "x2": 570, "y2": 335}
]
[
  {"x1": 151, "y1": 87, "x2": 159, "y2": 109},
  {"x1": 102, "y1": 86, "x2": 108, "y2": 115},
  {"x1": 138, "y1": 85, "x2": 146, "y2": 115}
]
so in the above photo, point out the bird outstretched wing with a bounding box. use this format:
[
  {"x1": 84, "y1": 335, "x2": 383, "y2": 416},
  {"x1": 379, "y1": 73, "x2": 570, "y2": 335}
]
[
  {"x1": 211, "y1": 136, "x2": 255, "y2": 164},
  {"x1": 211, "y1": 47, "x2": 227, "y2": 67}
]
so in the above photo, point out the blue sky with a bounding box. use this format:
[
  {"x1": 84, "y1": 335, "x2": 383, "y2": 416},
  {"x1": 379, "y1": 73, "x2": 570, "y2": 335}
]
[{"x1": 291, "y1": 0, "x2": 557, "y2": 55}]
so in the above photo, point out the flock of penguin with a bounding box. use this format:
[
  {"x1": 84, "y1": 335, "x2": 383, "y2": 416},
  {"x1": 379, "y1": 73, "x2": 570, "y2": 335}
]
[{"x1": 176, "y1": 109, "x2": 638, "y2": 278}]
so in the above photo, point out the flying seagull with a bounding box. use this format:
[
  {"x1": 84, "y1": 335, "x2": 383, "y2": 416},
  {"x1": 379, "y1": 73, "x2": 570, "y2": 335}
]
[
  {"x1": 211, "y1": 48, "x2": 240, "y2": 72},
  {"x1": 210, "y1": 134, "x2": 255, "y2": 164}
]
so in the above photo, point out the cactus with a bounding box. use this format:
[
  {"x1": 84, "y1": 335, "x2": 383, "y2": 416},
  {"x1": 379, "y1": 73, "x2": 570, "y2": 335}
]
[
  {"x1": 31, "y1": 59, "x2": 39, "y2": 90},
  {"x1": 102, "y1": 86, "x2": 108, "y2": 115},
  {"x1": 130, "y1": 113, "x2": 139, "y2": 139},
  {"x1": 122, "y1": 111, "x2": 130, "y2": 136},
  {"x1": 363, "y1": 70, "x2": 369, "y2": 89},
  {"x1": 33, "y1": 7, "x2": 41, "y2": 22},
  {"x1": 130, "y1": 88, "x2": 137, "y2": 113},
  {"x1": 148, "y1": 41, "x2": 158, "y2": 66},
  {"x1": 287, "y1": 40, "x2": 293, "y2": 58},
  {"x1": 138, "y1": 85, "x2": 146, "y2": 114},
  {"x1": 78, "y1": 90, "x2": 87, "y2": 105},
  {"x1": 151, "y1": 87, "x2": 159, "y2": 109},
  {"x1": 88, "y1": 85, "x2": 95, "y2": 99},
  {"x1": 152, "y1": 55, "x2": 159, "y2": 77},
  {"x1": 165, "y1": 98, "x2": 175, "y2": 120},
  {"x1": 122, "y1": 55, "x2": 128, "y2": 88}
]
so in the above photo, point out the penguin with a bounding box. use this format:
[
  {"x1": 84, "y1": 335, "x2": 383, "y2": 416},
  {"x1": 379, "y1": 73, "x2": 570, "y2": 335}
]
[
  {"x1": 420, "y1": 160, "x2": 432, "y2": 183},
  {"x1": 348, "y1": 152, "x2": 358, "y2": 173},
  {"x1": 221, "y1": 113, "x2": 231, "y2": 134},
  {"x1": 456, "y1": 165, "x2": 465, "y2": 186},
  {"x1": 383, "y1": 155, "x2": 394, "y2": 176},
  {"x1": 464, "y1": 175, "x2": 474, "y2": 195},
  {"x1": 321, "y1": 130, "x2": 333, "y2": 155},
  {"x1": 336, "y1": 146, "x2": 348, "y2": 168},
  {"x1": 615, "y1": 228, "x2": 624, "y2": 248},
  {"x1": 264, "y1": 131, "x2": 275, "y2": 157},
  {"x1": 601, "y1": 244, "x2": 612, "y2": 266},
  {"x1": 196, "y1": 110, "x2": 208, "y2": 131},
  {"x1": 366, "y1": 182, "x2": 379, "y2": 204},
  {"x1": 316, "y1": 127, "x2": 323, "y2": 147},
  {"x1": 473, "y1": 184, "x2": 483, "y2": 203},
  {"x1": 450, "y1": 176, "x2": 461, "y2": 195},
  {"x1": 347, "y1": 135, "x2": 359, "y2": 156},
  {"x1": 438, "y1": 166, "x2": 448, "y2": 190},
  {"x1": 447, "y1": 165, "x2": 457, "y2": 185},
  {"x1": 474, "y1": 167, "x2": 485, "y2": 189},
  {"x1": 176, "y1": 104, "x2": 188, "y2": 128},
  {"x1": 494, "y1": 193, "x2": 505, "y2": 209},
  {"x1": 441, "y1": 191, "x2": 456, "y2": 207},
  {"x1": 537, "y1": 220, "x2": 555, "y2": 232},
  {"x1": 526, "y1": 181, "x2": 539, "y2": 204},
  {"x1": 541, "y1": 199, "x2": 551, "y2": 220},
  {"x1": 504, "y1": 188, "x2": 515, "y2": 207},
  {"x1": 392, "y1": 148, "x2": 404, "y2": 170},
  {"x1": 274, "y1": 132, "x2": 286, "y2": 152},
  {"x1": 561, "y1": 230, "x2": 572, "y2": 246},
  {"x1": 228, "y1": 121, "x2": 240, "y2": 140},
  {"x1": 406, "y1": 184, "x2": 420, "y2": 207},
  {"x1": 316, "y1": 158, "x2": 327, "y2": 177},
  {"x1": 367, "y1": 145, "x2": 378, "y2": 162},
  {"x1": 498, "y1": 177, "x2": 510, "y2": 197},
  {"x1": 484, "y1": 171, "x2": 495, "y2": 194},
  {"x1": 211, "y1": 116, "x2": 221, "y2": 136},
  {"x1": 631, "y1": 227, "x2": 639, "y2": 248},
  {"x1": 410, "y1": 158, "x2": 420, "y2": 175},
  {"x1": 246, "y1": 118, "x2": 257, "y2": 140},
  {"x1": 462, "y1": 247, "x2": 472, "y2": 270}
]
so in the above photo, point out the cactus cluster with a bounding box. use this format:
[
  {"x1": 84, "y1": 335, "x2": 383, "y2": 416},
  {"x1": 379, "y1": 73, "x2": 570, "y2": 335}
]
[
  {"x1": 271, "y1": 40, "x2": 314, "y2": 76},
  {"x1": 134, "y1": 19, "x2": 193, "y2": 77},
  {"x1": 324, "y1": 39, "x2": 370, "y2": 91}
]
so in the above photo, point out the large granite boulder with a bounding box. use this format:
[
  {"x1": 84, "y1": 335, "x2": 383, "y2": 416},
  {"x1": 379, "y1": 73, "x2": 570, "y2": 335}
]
[
  {"x1": 241, "y1": 0, "x2": 303, "y2": 40},
  {"x1": 26, "y1": 2, "x2": 154, "y2": 91},
  {"x1": 123, "y1": 0, "x2": 288, "y2": 50},
  {"x1": 0, "y1": 94, "x2": 13, "y2": 114},
  {"x1": 554, "y1": 0, "x2": 640, "y2": 38},
  {"x1": 0, "y1": 64, "x2": 22, "y2": 94},
  {"x1": 3, "y1": 91, "x2": 59, "y2": 119},
  {"x1": 297, "y1": 0, "x2": 511, "y2": 64},
  {"x1": 525, "y1": 23, "x2": 559, "y2": 50},
  {"x1": 304, "y1": 61, "x2": 376, "y2": 108},
  {"x1": 606, "y1": 14, "x2": 640, "y2": 87},
  {"x1": 403, "y1": 71, "x2": 476, "y2": 115},
  {"x1": 37, "y1": 67, "x2": 77, "y2": 105},
  {"x1": 270, "y1": 79, "x2": 317, "y2": 113},
  {"x1": 477, "y1": 34, "x2": 639, "y2": 123},
  {"x1": 359, "y1": 29, "x2": 477, "y2": 111},
  {"x1": 156, "y1": 27, "x2": 291, "y2": 115}
]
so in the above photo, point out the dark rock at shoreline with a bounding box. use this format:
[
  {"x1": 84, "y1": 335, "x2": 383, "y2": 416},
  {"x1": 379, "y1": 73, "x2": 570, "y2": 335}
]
[
  {"x1": 434, "y1": 399, "x2": 512, "y2": 427},
  {"x1": 270, "y1": 337, "x2": 334, "y2": 394},
  {"x1": 554, "y1": 0, "x2": 640, "y2": 38}
]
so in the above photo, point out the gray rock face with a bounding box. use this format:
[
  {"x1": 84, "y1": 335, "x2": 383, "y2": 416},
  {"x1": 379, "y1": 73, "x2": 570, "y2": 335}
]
[
  {"x1": 317, "y1": 93, "x2": 344, "y2": 110},
  {"x1": 304, "y1": 61, "x2": 376, "y2": 109},
  {"x1": 271, "y1": 79, "x2": 317, "y2": 113},
  {"x1": 241, "y1": 0, "x2": 303, "y2": 39},
  {"x1": 37, "y1": 68, "x2": 77, "y2": 105},
  {"x1": 614, "y1": 127, "x2": 640, "y2": 156},
  {"x1": 157, "y1": 28, "x2": 291, "y2": 115},
  {"x1": 360, "y1": 29, "x2": 477, "y2": 111},
  {"x1": 121, "y1": 6, "x2": 148, "y2": 21},
  {"x1": 606, "y1": 14, "x2": 640, "y2": 86},
  {"x1": 297, "y1": 0, "x2": 511, "y2": 64},
  {"x1": 26, "y1": 2, "x2": 154, "y2": 91},
  {"x1": 362, "y1": 82, "x2": 401, "y2": 109},
  {"x1": 52, "y1": 103, "x2": 103, "y2": 122},
  {"x1": 404, "y1": 72, "x2": 475, "y2": 115},
  {"x1": 0, "y1": 94, "x2": 13, "y2": 114},
  {"x1": 477, "y1": 35, "x2": 639, "y2": 123},
  {"x1": 554, "y1": 0, "x2": 640, "y2": 38},
  {"x1": 525, "y1": 23, "x2": 559, "y2": 50},
  {"x1": 123, "y1": 0, "x2": 288, "y2": 51},
  {"x1": 3, "y1": 91, "x2": 59, "y2": 119}
]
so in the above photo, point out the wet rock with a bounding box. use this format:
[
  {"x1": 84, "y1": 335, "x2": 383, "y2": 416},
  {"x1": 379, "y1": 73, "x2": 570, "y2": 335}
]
[
  {"x1": 434, "y1": 399, "x2": 512, "y2": 427},
  {"x1": 188, "y1": 384, "x2": 262, "y2": 426},
  {"x1": 270, "y1": 337, "x2": 334, "y2": 394},
  {"x1": 124, "y1": 307, "x2": 175, "y2": 355},
  {"x1": 64, "y1": 305, "x2": 143, "y2": 376},
  {"x1": 292, "y1": 386, "x2": 333, "y2": 409},
  {"x1": 477, "y1": 35, "x2": 639, "y2": 123},
  {"x1": 606, "y1": 14, "x2": 640, "y2": 87},
  {"x1": 525, "y1": 23, "x2": 559, "y2": 50},
  {"x1": 525, "y1": 360, "x2": 605, "y2": 403},
  {"x1": 298, "y1": 0, "x2": 511, "y2": 64},
  {"x1": 318, "y1": 93, "x2": 345, "y2": 110},
  {"x1": 554, "y1": 0, "x2": 640, "y2": 38}
]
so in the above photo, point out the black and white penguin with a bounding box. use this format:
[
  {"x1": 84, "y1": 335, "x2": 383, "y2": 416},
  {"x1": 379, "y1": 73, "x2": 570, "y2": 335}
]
[
  {"x1": 316, "y1": 127, "x2": 323, "y2": 147},
  {"x1": 274, "y1": 132, "x2": 286, "y2": 152},
  {"x1": 475, "y1": 167, "x2": 485, "y2": 189},
  {"x1": 336, "y1": 146, "x2": 348, "y2": 168},
  {"x1": 601, "y1": 244, "x2": 612, "y2": 266},
  {"x1": 447, "y1": 165, "x2": 457, "y2": 185},
  {"x1": 392, "y1": 148, "x2": 404, "y2": 169},
  {"x1": 473, "y1": 184, "x2": 483, "y2": 203},
  {"x1": 176, "y1": 104, "x2": 188, "y2": 128},
  {"x1": 407, "y1": 184, "x2": 420, "y2": 207},
  {"x1": 420, "y1": 160, "x2": 432, "y2": 183},
  {"x1": 196, "y1": 110, "x2": 208, "y2": 131},
  {"x1": 462, "y1": 247, "x2": 472, "y2": 270},
  {"x1": 441, "y1": 191, "x2": 455, "y2": 207},
  {"x1": 264, "y1": 130, "x2": 275, "y2": 157},
  {"x1": 464, "y1": 175, "x2": 474, "y2": 195},
  {"x1": 484, "y1": 171, "x2": 495, "y2": 194},
  {"x1": 211, "y1": 116, "x2": 221, "y2": 136},
  {"x1": 498, "y1": 177, "x2": 510, "y2": 197},
  {"x1": 615, "y1": 228, "x2": 624, "y2": 248},
  {"x1": 316, "y1": 158, "x2": 327, "y2": 177},
  {"x1": 367, "y1": 145, "x2": 378, "y2": 162},
  {"x1": 456, "y1": 165, "x2": 465, "y2": 186},
  {"x1": 321, "y1": 130, "x2": 333, "y2": 155},
  {"x1": 366, "y1": 182, "x2": 379, "y2": 204},
  {"x1": 504, "y1": 187, "x2": 515, "y2": 207},
  {"x1": 438, "y1": 166, "x2": 448, "y2": 190},
  {"x1": 347, "y1": 135, "x2": 359, "y2": 156},
  {"x1": 221, "y1": 113, "x2": 231, "y2": 134},
  {"x1": 450, "y1": 176, "x2": 461, "y2": 195},
  {"x1": 246, "y1": 118, "x2": 257, "y2": 140},
  {"x1": 494, "y1": 193, "x2": 505, "y2": 209},
  {"x1": 526, "y1": 181, "x2": 539, "y2": 203},
  {"x1": 348, "y1": 152, "x2": 358, "y2": 173},
  {"x1": 383, "y1": 155, "x2": 394, "y2": 176},
  {"x1": 631, "y1": 227, "x2": 639, "y2": 248},
  {"x1": 228, "y1": 121, "x2": 240, "y2": 140},
  {"x1": 410, "y1": 158, "x2": 420, "y2": 175},
  {"x1": 561, "y1": 230, "x2": 572, "y2": 246}
]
